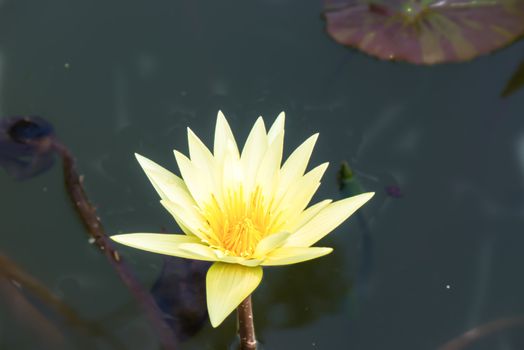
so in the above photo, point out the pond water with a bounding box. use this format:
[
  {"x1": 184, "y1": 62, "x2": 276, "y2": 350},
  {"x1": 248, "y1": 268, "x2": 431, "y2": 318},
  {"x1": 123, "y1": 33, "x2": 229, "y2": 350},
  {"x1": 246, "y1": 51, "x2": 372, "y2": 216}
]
[{"x1": 1, "y1": 1, "x2": 524, "y2": 349}]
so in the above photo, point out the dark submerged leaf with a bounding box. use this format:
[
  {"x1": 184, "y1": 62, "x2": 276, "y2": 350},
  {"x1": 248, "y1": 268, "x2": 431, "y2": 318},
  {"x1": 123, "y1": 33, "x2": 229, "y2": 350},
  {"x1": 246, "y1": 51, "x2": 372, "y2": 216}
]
[
  {"x1": 0, "y1": 116, "x2": 56, "y2": 180},
  {"x1": 151, "y1": 257, "x2": 210, "y2": 341},
  {"x1": 501, "y1": 59, "x2": 524, "y2": 97}
]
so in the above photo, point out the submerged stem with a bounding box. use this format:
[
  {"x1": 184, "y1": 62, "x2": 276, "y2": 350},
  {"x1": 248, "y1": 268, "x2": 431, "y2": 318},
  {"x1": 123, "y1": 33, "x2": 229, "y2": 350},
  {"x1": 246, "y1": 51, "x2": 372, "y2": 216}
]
[{"x1": 237, "y1": 295, "x2": 257, "y2": 350}]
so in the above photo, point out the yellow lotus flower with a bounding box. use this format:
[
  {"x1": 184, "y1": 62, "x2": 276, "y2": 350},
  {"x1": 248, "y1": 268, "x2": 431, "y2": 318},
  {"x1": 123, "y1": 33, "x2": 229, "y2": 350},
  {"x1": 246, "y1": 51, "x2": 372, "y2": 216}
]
[{"x1": 111, "y1": 111, "x2": 373, "y2": 327}]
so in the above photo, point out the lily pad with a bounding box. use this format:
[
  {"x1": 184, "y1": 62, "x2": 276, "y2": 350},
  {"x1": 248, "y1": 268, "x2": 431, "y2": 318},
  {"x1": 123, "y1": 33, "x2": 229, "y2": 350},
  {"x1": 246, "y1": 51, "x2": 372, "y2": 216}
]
[{"x1": 324, "y1": 0, "x2": 524, "y2": 64}]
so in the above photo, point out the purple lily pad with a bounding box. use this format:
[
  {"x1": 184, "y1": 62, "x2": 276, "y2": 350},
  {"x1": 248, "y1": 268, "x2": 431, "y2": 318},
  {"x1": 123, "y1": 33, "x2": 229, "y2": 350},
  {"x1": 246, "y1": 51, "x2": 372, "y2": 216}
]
[{"x1": 324, "y1": 0, "x2": 524, "y2": 64}]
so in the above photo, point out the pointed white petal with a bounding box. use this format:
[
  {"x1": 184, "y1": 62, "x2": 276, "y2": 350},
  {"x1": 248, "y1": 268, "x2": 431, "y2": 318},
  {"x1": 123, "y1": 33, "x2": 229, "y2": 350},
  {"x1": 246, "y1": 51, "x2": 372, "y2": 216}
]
[
  {"x1": 178, "y1": 243, "x2": 220, "y2": 260},
  {"x1": 285, "y1": 192, "x2": 375, "y2": 247},
  {"x1": 212, "y1": 251, "x2": 263, "y2": 267},
  {"x1": 160, "y1": 200, "x2": 207, "y2": 239},
  {"x1": 278, "y1": 134, "x2": 318, "y2": 195},
  {"x1": 267, "y1": 112, "x2": 285, "y2": 144},
  {"x1": 221, "y1": 149, "x2": 244, "y2": 193},
  {"x1": 261, "y1": 246, "x2": 333, "y2": 266},
  {"x1": 240, "y1": 117, "x2": 267, "y2": 193},
  {"x1": 135, "y1": 153, "x2": 195, "y2": 206},
  {"x1": 277, "y1": 163, "x2": 329, "y2": 225},
  {"x1": 135, "y1": 154, "x2": 199, "y2": 236},
  {"x1": 174, "y1": 150, "x2": 211, "y2": 206},
  {"x1": 236, "y1": 259, "x2": 264, "y2": 267},
  {"x1": 214, "y1": 111, "x2": 239, "y2": 161},
  {"x1": 253, "y1": 232, "x2": 291, "y2": 257},
  {"x1": 255, "y1": 130, "x2": 284, "y2": 195},
  {"x1": 293, "y1": 199, "x2": 333, "y2": 229},
  {"x1": 206, "y1": 263, "x2": 263, "y2": 327},
  {"x1": 187, "y1": 128, "x2": 223, "y2": 201},
  {"x1": 187, "y1": 127, "x2": 215, "y2": 171},
  {"x1": 111, "y1": 233, "x2": 217, "y2": 261}
]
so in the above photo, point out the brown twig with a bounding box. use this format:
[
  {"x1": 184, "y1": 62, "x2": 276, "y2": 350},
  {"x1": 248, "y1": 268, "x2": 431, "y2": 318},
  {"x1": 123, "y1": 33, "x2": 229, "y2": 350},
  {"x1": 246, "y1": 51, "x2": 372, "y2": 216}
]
[
  {"x1": 50, "y1": 140, "x2": 177, "y2": 350},
  {"x1": 237, "y1": 295, "x2": 257, "y2": 350},
  {"x1": 438, "y1": 316, "x2": 524, "y2": 350}
]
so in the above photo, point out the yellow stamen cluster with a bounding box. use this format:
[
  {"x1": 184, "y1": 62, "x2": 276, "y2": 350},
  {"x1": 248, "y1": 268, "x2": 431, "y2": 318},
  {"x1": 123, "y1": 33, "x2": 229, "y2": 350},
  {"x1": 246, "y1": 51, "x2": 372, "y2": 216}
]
[{"x1": 201, "y1": 186, "x2": 282, "y2": 257}]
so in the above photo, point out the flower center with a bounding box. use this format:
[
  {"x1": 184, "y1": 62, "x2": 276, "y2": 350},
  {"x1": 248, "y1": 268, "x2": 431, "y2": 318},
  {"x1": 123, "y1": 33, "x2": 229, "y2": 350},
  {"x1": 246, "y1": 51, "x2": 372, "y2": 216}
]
[{"x1": 201, "y1": 186, "x2": 281, "y2": 257}]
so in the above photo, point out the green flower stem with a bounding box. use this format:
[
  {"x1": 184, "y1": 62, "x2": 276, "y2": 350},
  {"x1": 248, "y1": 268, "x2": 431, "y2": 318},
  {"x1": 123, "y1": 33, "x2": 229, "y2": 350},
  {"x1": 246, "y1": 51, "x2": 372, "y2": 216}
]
[{"x1": 237, "y1": 295, "x2": 257, "y2": 350}]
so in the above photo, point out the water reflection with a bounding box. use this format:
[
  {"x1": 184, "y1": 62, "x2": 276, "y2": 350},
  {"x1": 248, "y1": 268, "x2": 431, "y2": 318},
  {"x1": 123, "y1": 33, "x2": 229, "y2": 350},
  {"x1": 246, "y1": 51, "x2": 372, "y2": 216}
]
[
  {"x1": 151, "y1": 258, "x2": 210, "y2": 341},
  {"x1": 338, "y1": 162, "x2": 376, "y2": 316},
  {"x1": 258, "y1": 248, "x2": 349, "y2": 329}
]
